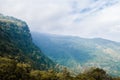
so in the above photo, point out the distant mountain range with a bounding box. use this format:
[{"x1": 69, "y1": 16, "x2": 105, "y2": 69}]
[
  {"x1": 32, "y1": 32, "x2": 120, "y2": 76},
  {"x1": 0, "y1": 14, "x2": 55, "y2": 70}
]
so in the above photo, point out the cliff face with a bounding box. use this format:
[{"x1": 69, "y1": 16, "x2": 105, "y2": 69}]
[{"x1": 0, "y1": 14, "x2": 55, "y2": 70}]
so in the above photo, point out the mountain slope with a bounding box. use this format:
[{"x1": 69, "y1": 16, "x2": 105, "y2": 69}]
[
  {"x1": 32, "y1": 32, "x2": 120, "y2": 76},
  {"x1": 0, "y1": 14, "x2": 55, "y2": 70}
]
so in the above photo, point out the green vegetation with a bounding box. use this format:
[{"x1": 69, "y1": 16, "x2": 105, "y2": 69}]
[
  {"x1": 0, "y1": 14, "x2": 55, "y2": 70},
  {"x1": 0, "y1": 57, "x2": 31, "y2": 80},
  {"x1": 0, "y1": 57, "x2": 120, "y2": 80}
]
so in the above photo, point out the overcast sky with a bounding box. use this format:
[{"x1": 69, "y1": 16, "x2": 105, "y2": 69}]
[{"x1": 0, "y1": 0, "x2": 120, "y2": 42}]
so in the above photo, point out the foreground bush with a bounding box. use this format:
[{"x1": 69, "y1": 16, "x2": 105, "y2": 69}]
[{"x1": 0, "y1": 57, "x2": 120, "y2": 80}]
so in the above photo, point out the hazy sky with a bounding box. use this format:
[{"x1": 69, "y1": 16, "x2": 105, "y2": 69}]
[{"x1": 0, "y1": 0, "x2": 120, "y2": 42}]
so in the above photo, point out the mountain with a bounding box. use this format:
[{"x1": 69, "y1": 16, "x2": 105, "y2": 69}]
[
  {"x1": 0, "y1": 14, "x2": 55, "y2": 70},
  {"x1": 32, "y1": 32, "x2": 120, "y2": 76}
]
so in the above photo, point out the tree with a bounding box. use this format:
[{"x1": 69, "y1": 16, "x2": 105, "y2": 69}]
[
  {"x1": 0, "y1": 57, "x2": 17, "y2": 80},
  {"x1": 76, "y1": 68, "x2": 112, "y2": 80},
  {"x1": 15, "y1": 63, "x2": 31, "y2": 80},
  {"x1": 30, "y1": 70, "x2": 41, "y2": 80}
]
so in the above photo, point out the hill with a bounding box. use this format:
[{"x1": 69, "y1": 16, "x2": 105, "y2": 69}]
[
  {"x1": 0, "y1": 14, "x2": 55, "y2": 70},
  {"x1": 32, "y1": 32, "x2": 120, "y2": 76}
]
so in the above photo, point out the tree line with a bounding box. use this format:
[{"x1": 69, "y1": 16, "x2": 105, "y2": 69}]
[{"x1": 0, "y1": 56, "x2": 120, "y2": 80}]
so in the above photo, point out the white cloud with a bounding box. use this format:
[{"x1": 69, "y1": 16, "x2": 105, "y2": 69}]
[{"x1": 0, "y1": 0, "x2": 120, "y2": 42}]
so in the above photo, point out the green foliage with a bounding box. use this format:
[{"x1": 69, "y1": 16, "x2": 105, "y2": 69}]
[
  {"x1": 0, "y1": 57, "x2": 31, "y2": 80},
  {"x1": 0, "y1": 14, "x2": 55, "y2": 70},
  {"x1": 58, "y1": 67, "x2": 73, "y2": 80},
  {"x1": 1, "y1": 57, "x2": 120, "y2": 80},
  {"x1": 112, "y1": 78, "x2": 120, "y2": 80},
  {"x1": 30, "y1": 70, "x2": 42, "y2": 80},
  {"x1": 15, "y1": 63, "x2": 31, "y2": 79},
  {"x1": 76, "y1": 68, "x2": 112, "y2": 80},
  {"x1": 0, "y1": 57, "x2": 17, "y2": 80}
]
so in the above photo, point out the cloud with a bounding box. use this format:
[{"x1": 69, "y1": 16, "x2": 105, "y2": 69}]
[{"x1": 0, "y1": 0, "x2": 120, "y2": 42}]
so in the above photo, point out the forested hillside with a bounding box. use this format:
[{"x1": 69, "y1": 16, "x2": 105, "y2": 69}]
[
  {"x1": 0, "y1": 14, "x2": 55, "y2": 70},
  {"x1": 32, "y1": 32, "x2": 120, "y2": 76}
]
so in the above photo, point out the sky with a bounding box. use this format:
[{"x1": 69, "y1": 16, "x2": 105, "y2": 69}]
[{"x1": 0, "y1": 0, "x2": 120, "y2": 42}]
